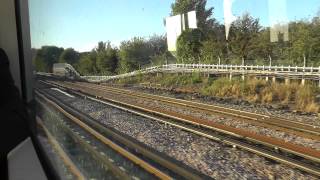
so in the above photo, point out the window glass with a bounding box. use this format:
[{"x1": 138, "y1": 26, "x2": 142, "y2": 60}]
[{"x1": 29, "y1": 0, "x2": 320, "y2": 179}]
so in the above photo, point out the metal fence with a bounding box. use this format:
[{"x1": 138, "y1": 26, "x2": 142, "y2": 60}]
[{"x1": 81, "y1": 64, "x2": 320, "y2": 82}]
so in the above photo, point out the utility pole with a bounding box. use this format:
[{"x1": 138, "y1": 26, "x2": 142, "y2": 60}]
[
  {"x1": 269, "y1": 55, "x2": 272, "y2": 67},
  {"x1": 241, "y1": 57, "x2": 245, "y2": 81},
  {"x1": 302, "y1": 54, "x2": 306, "y2": 85}
]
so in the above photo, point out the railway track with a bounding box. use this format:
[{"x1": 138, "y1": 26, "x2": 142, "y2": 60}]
[
  {"x1": 37, "y1": 109, "x2": 137, "y2": 179},
  {"x1": 38, "y1": 80, "x2": 320, "y2": 177},
  {"x1": 42, "y1": 82, "x2": 320, "y2": 152},
  {"x1": 138, "y1": 84, "x2": 320, "y2": 134},
  {"x1": 41, "y1": 80, "x2": 320, "y2": 140},
  {"x1": 35, "y1": 90, "x2": 207, "y2": 180},
  {"x1": 79, "y1": 81, "x2": 320, "y2": 138},
  {"x1": 37, "y1": 118, "x2": 86, "y2": 180}
]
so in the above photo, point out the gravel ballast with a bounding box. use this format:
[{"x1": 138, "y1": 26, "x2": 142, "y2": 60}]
[
  {"x1": 89, "y1": 85, "x2": 320, "y2": 151},
  {"x1": 128, "y1": 85, "x2": 320, "y2": 126},
  {"x1": 40, "y1": 87, "x2": 318, "y2": 179}
]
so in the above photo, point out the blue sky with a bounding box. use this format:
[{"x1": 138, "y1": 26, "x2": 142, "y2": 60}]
[{"x1": 29, "y1": 0, "x2": 320, "y2": 52}]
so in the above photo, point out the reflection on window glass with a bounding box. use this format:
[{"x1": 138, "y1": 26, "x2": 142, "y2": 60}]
[{"x1": 269, "y1": 0, "x2": 289, "y2": 42}]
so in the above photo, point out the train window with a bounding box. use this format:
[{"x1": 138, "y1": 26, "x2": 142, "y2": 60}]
[{"x1": 28, "y1": 0, "x2": 320, "y2": 179}]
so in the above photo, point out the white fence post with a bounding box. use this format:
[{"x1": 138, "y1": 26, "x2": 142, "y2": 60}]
[{"x1": 80, "y1": 63, "x2": 320, "y2": 85}]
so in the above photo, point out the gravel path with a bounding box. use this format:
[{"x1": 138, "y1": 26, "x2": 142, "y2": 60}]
[{"x1": 41, "y1": 87, "x2": 318, "y2": 179}]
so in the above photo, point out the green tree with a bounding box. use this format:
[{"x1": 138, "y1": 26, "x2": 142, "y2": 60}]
[
  {"x1": 148, "y1": 34, "x2": 173, "y2": 65},
  {"x1": 310, "y1": 14, "x2": 320, "y2": 65},
  {"x1": 228, "y1": 13, "x2": 261, "y2": 63},
  {"x1": 96, "y1": 41, "x2": 106, "y2": 53},
  {"x1": 150, "y1": 51, "x2": 176, "y2": 66},
  {"x1": 33, "y1": 57, "x2": 46, "y2": 72},
  {"x1": 118, "y1": 37, "x2": 153, "y2": 73},
  {"x1": 176, "y1": 29, "x2": 205, "y2": 63},
  {"x1": 289, "y1": 21, "x2": 313, "y2": 66},
  {"x1": 200, "y1": 24, "x2": 227, "y2": 64},
  {"x1": 77, "y1": 51, "x2": 98, "y2": 75},
  {"x1": 247, "y1": 27, "x2": 276, "y2": 64},
  {"x1": 96, "y1": 41, "x2": 119, "y2": 75},
  {"x1": 59, "y1": 48, "x2": 80, "y2": 65},
  {"x1": 148, "y1": 35, "x2": 167, "y2": 56},
  {"x1": 33, "y1": 46, "x2": 64, "y2": 72}
]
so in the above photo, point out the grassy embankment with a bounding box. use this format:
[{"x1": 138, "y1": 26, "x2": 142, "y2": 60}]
[{"x1": 113, "y1": 72, "x2": 320, "y2": 113}]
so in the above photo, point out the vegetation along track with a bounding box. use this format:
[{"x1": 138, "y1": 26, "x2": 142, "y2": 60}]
[
  {"x1": 39, "y1": 80, "x2": 320, "y2": 177},
  {"x1": 35, "y1": 89, "x2": 208, "y2": 180}
]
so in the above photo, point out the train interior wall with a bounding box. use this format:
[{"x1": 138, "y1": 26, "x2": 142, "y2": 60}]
[{"x1": 0, "y1": 0, "x2": 22, "y2": 94}]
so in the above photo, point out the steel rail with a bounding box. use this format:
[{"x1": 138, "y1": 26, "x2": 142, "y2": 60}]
[
  {"x1": 35, "y1": 90, "x2": 173, "y2": 180},
  {"x1": 37, "y1": 117, "x2": 86, "y2": 180},
  {"x1": 36, "y1": 88, "x2": 208, "y2": 179},
  {"x1": 42, "y1": 80, "x2": 320, "y2": 163},
  {"x1": 72, "y1": 81, "x2": 320, "y2": 138},
  {"x1": 108, "y1": 85, "x2": 320, "y2": 139},
  {"x1": 38, "y1": 81, "x2": 320, "y2": 177},
  {"x1": 109, "y1": 83, "x2": 320, "y2": 134},
  {"x1": 37, "y1": 116, "x2": 131, "y2": 180}
]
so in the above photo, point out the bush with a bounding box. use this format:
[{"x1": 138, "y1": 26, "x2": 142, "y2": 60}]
[
  {"x1": 202, "y1": 77, "x2": 319, "y2": 112},
  {"x1": 269, "y1": 83, "x2": 297, "y2": 104},
  {"x1": 242, "y1": 78, "x2": 267, "y2": 96},
  {"x1": 158, "y1": 73, "x2": 204, "y2": 87},
  {"x1": 191, "y1": 71, "x2": 202, "y2": 84},
  {"x1": 113, "y1": 73, "x2": 320, "y2": 113},
  {"x1": 261, "y1": 88, "x2": 273, "y2": 103},
  {"x1": 159, "y1": 74, "x2": 179, "y2": 86},
  {"x1": 295, "y1": 85, "x2": 319, "y2": 112},
  {"x1": 203, "y1": 78, "x2": 231, "y2": 96}
]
